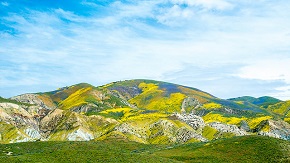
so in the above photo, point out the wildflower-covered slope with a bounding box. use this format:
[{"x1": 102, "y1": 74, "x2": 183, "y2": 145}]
[{"x1": 0, "y1": 79, "x2": 289, "y2": 144}]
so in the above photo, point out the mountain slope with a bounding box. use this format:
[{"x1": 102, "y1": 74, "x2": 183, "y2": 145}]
[
  {"x1": 267, "y1": 100, "x2": 290, "y2": 123},
  {"x1": 108, "y1": 80, "x2": 271, "y2": 116},
  {"x1": 0, "y1": 79, "x2": 290, "y2": 144}
]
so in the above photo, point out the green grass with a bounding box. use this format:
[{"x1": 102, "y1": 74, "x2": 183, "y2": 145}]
[
  {"x1": 0, "y1": 136, "x2": 289, "y2": 163},
  {"x1": 202, "y1": 126, "x2": 218, "y2": 140},
  {"x1": 0, "y1": 140, "x2": 175, "y2": 163},
  {"x1": 98, "y1": 111, "x2": 125, "y2": 120},
  {"x1": 153, "y1": 136, "x2": 290, "y2": 163}
]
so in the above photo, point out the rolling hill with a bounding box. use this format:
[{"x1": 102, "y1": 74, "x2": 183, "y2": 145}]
[
  {"x1": 228, "y1": 96, "x2": 282, "y2": 108},
  {"x1": 0, "y1": 79, "x2": 289, "y2": 144}
]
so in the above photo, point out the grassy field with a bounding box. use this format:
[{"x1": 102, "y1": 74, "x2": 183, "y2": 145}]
[{"x1": 0, "y1": 136, "x2": 289, "y2": 163}]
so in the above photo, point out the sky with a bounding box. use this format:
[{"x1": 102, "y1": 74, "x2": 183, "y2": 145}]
[{"x1": 1, "y1": 0, "x2": 290, "y2": 100}]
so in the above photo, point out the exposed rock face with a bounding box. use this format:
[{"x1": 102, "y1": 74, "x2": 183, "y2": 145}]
[
  {"x1": 11, "y1": 94, "x2": 52, "y2": 118},
  {"x1": 149, "y1": 119, "x2": 178, "y2": 143},
  {"x1": 25, "y1": 128, "x2": 42, "y2": 140},
  {"x1": 181, "y1": 97, "x2": 201, "y2": 113},
  {"x1": 208, "y1": 122, "x2": 248, "y2": 136},
  {"x1": 39, "y1": 109, "x2": 64, "y2": 137},
  {"x1": 114, "y1": 123, "x2": 145, "y2": 140},
  {"x1": 174, "y1": 113, "x2": 205, "y2": 130},
  {"x1": 114, "y1": 119, "x2": 207, "y2": 144},
  {"x1": 176, "y1": 127, "x2": 207, "y2": 143},
  {"x1": 149, "y1": 119, "x2": 207, "y2": 143},
  {"x1": 0, "y1": 102, "x2": 42, "y2": 143},
  {"x1": 0, "y1": 103, "x2": 38, "y2": 129},
  {"x1": 67, "y1": 128, "x2": 94, "y2": 141},
  {"x1": 11, "y1": 94, "x2": 50, "y2": 109},
  {"x1": 240, "y1": 120, "x2": 251, "y2": 132},
  {"x1": 258, "y1": 120, "x2": 290, "y2": 140},
  {"x1": 71, "y1": 104, "x2": 99, "y2": 113}
]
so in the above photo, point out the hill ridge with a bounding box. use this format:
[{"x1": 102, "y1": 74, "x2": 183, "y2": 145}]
[{"x1": 0, "y1": 79, "x2": 289, "y2": 144}]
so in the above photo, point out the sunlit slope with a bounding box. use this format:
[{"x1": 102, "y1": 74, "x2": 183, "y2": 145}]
[
  {"x1": 31, "y1": 79, "x2": 274, "y2": 117},
  {"x1": 2, "y1": 79, "x2": 290, "y2": 144},
  {"x1": 108, "y1": 80, "x2": 271, "y2": 116},
  {"x1": 267, "y1": 100, "x2": 290, "y2": 123},
  {"x1": 37, "y1": 83, "x2": 131, "y2": 114}
]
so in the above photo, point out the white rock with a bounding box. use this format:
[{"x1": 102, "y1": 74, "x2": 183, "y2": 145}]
[{"x1": 67, "y1": 128, "x2": 94, "y2": 141}]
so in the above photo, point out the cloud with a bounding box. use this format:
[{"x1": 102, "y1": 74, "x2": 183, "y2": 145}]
[
  {"x1": 236, "y1": 59, "x2": 290, "y2": 83},
  {"x1": 1, "y1": 0, "x2": 290, "y2": 100},
  {"x1": 1, "y1": 2, "x2": 9, "y2": 6},
  {"x1": 235, "y1": 58, "x2": 290, "y2": 100},
  {"x1": 171, "y1": 0, "x2": 234, "y2": 10}
]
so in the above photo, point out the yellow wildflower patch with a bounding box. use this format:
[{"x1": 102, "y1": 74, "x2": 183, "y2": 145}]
[
  {"x1": 126, "y1": 112, "x2": 168, "y2": 121},
  {"x1": 138, "y1": 82, "x2": 159, "y2": 92},
  {"x1": 59, "y1": 87, "x2": 92, "y2": 110},
  {"x1": 146, "y1": 93, "x2": 186, "y2": 113},
  {"x1": 99, "y1": 107, "x2": 137, "y2": 121},
  {"x1": 203, "y1": 113, "x2": 247, "y2": 125},
  {"x1": 247, "y1": 116, "x2": 272, "y2": 129},
  {"x1": 129, "y1": 82, "x2": 186, "y2": 113},
  {"x1": 203, "y1": 102, "x2": 222, "y2": 110},
  {"x1": 284, "y1": 118, "x2": 290, "y2": 124}
]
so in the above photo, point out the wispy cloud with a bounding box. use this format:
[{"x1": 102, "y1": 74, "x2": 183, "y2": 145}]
[
  {"x1": 171, "y1": 0, "x2": 234, "y2": 10},
  {"x1": 237, "y1": 59, "x2": 290, "y2": 83},
  {"x1": 0, "y1": 0, "x2": 290, "y2": 100},
  {"x1": 1, "y1": 2, "x2": 9, "y2": 6}
]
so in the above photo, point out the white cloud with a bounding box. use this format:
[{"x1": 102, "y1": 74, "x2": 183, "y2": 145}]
[
  {"x1": 236, "y1": 59, "x2": 290, "y2": 83},
  {"x1": 156, "y1": 4, "x2": 194, "y2": 25},
  {"x1": 1, "y1": 1, "x2": 290, "y2": 99},
  {"x1": 1, "y1": 2, "x2": 9, "y2": 6},
  {"x1": 236, "y1": 59, "x2": 290, "y2": 100},
  {"x1": 269, "y1": 86, "x2": 290, "y2": 100}
]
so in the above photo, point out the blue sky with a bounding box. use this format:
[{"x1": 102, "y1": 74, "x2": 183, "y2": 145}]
[{"x1": 1, "y1": 0, "x2": 290, "y2": 100}]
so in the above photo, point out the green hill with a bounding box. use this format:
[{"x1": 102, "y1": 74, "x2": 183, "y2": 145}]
[
  {"x1": 0, "y1": 136, "x2": 289, "y2": 162},
  {"x1": 228, "y1": 96, "x2": 281, "y2": 108}
]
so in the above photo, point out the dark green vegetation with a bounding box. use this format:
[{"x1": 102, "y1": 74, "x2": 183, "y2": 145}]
[
  {"x1": 154, "y1": 136, "x2": 290, "y2": 163},
  {"x1": 0, "y1": 136, "x2": 289, "y2": 163},
  {"x1": 228, "y1": 96, "x2": 282, "y2": 109}
]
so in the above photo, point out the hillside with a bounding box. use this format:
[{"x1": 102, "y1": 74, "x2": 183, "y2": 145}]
[
  {"x1": 0, "y1": 79, "x2": 289, "y2": 144},
  {"x1": 267, "y1": 100, "x2": 290, "y2": 123},
  {"x1": 0, "y1": 136, "x2": 289, "y2": 162},
  {"x1": 228, "y1": 96, "x2": 282, "y2": 108}
]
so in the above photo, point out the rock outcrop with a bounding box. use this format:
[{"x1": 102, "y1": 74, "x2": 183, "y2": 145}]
[
  {"x1": 174, "y1": 113, "x2": 205, "y2": 130},
  {"x1": 258, "y1": 120, "x2": 290, "y2": 140},
  {"x1": 208, "y1": 122, "x2": 248, "y2": 136}
]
